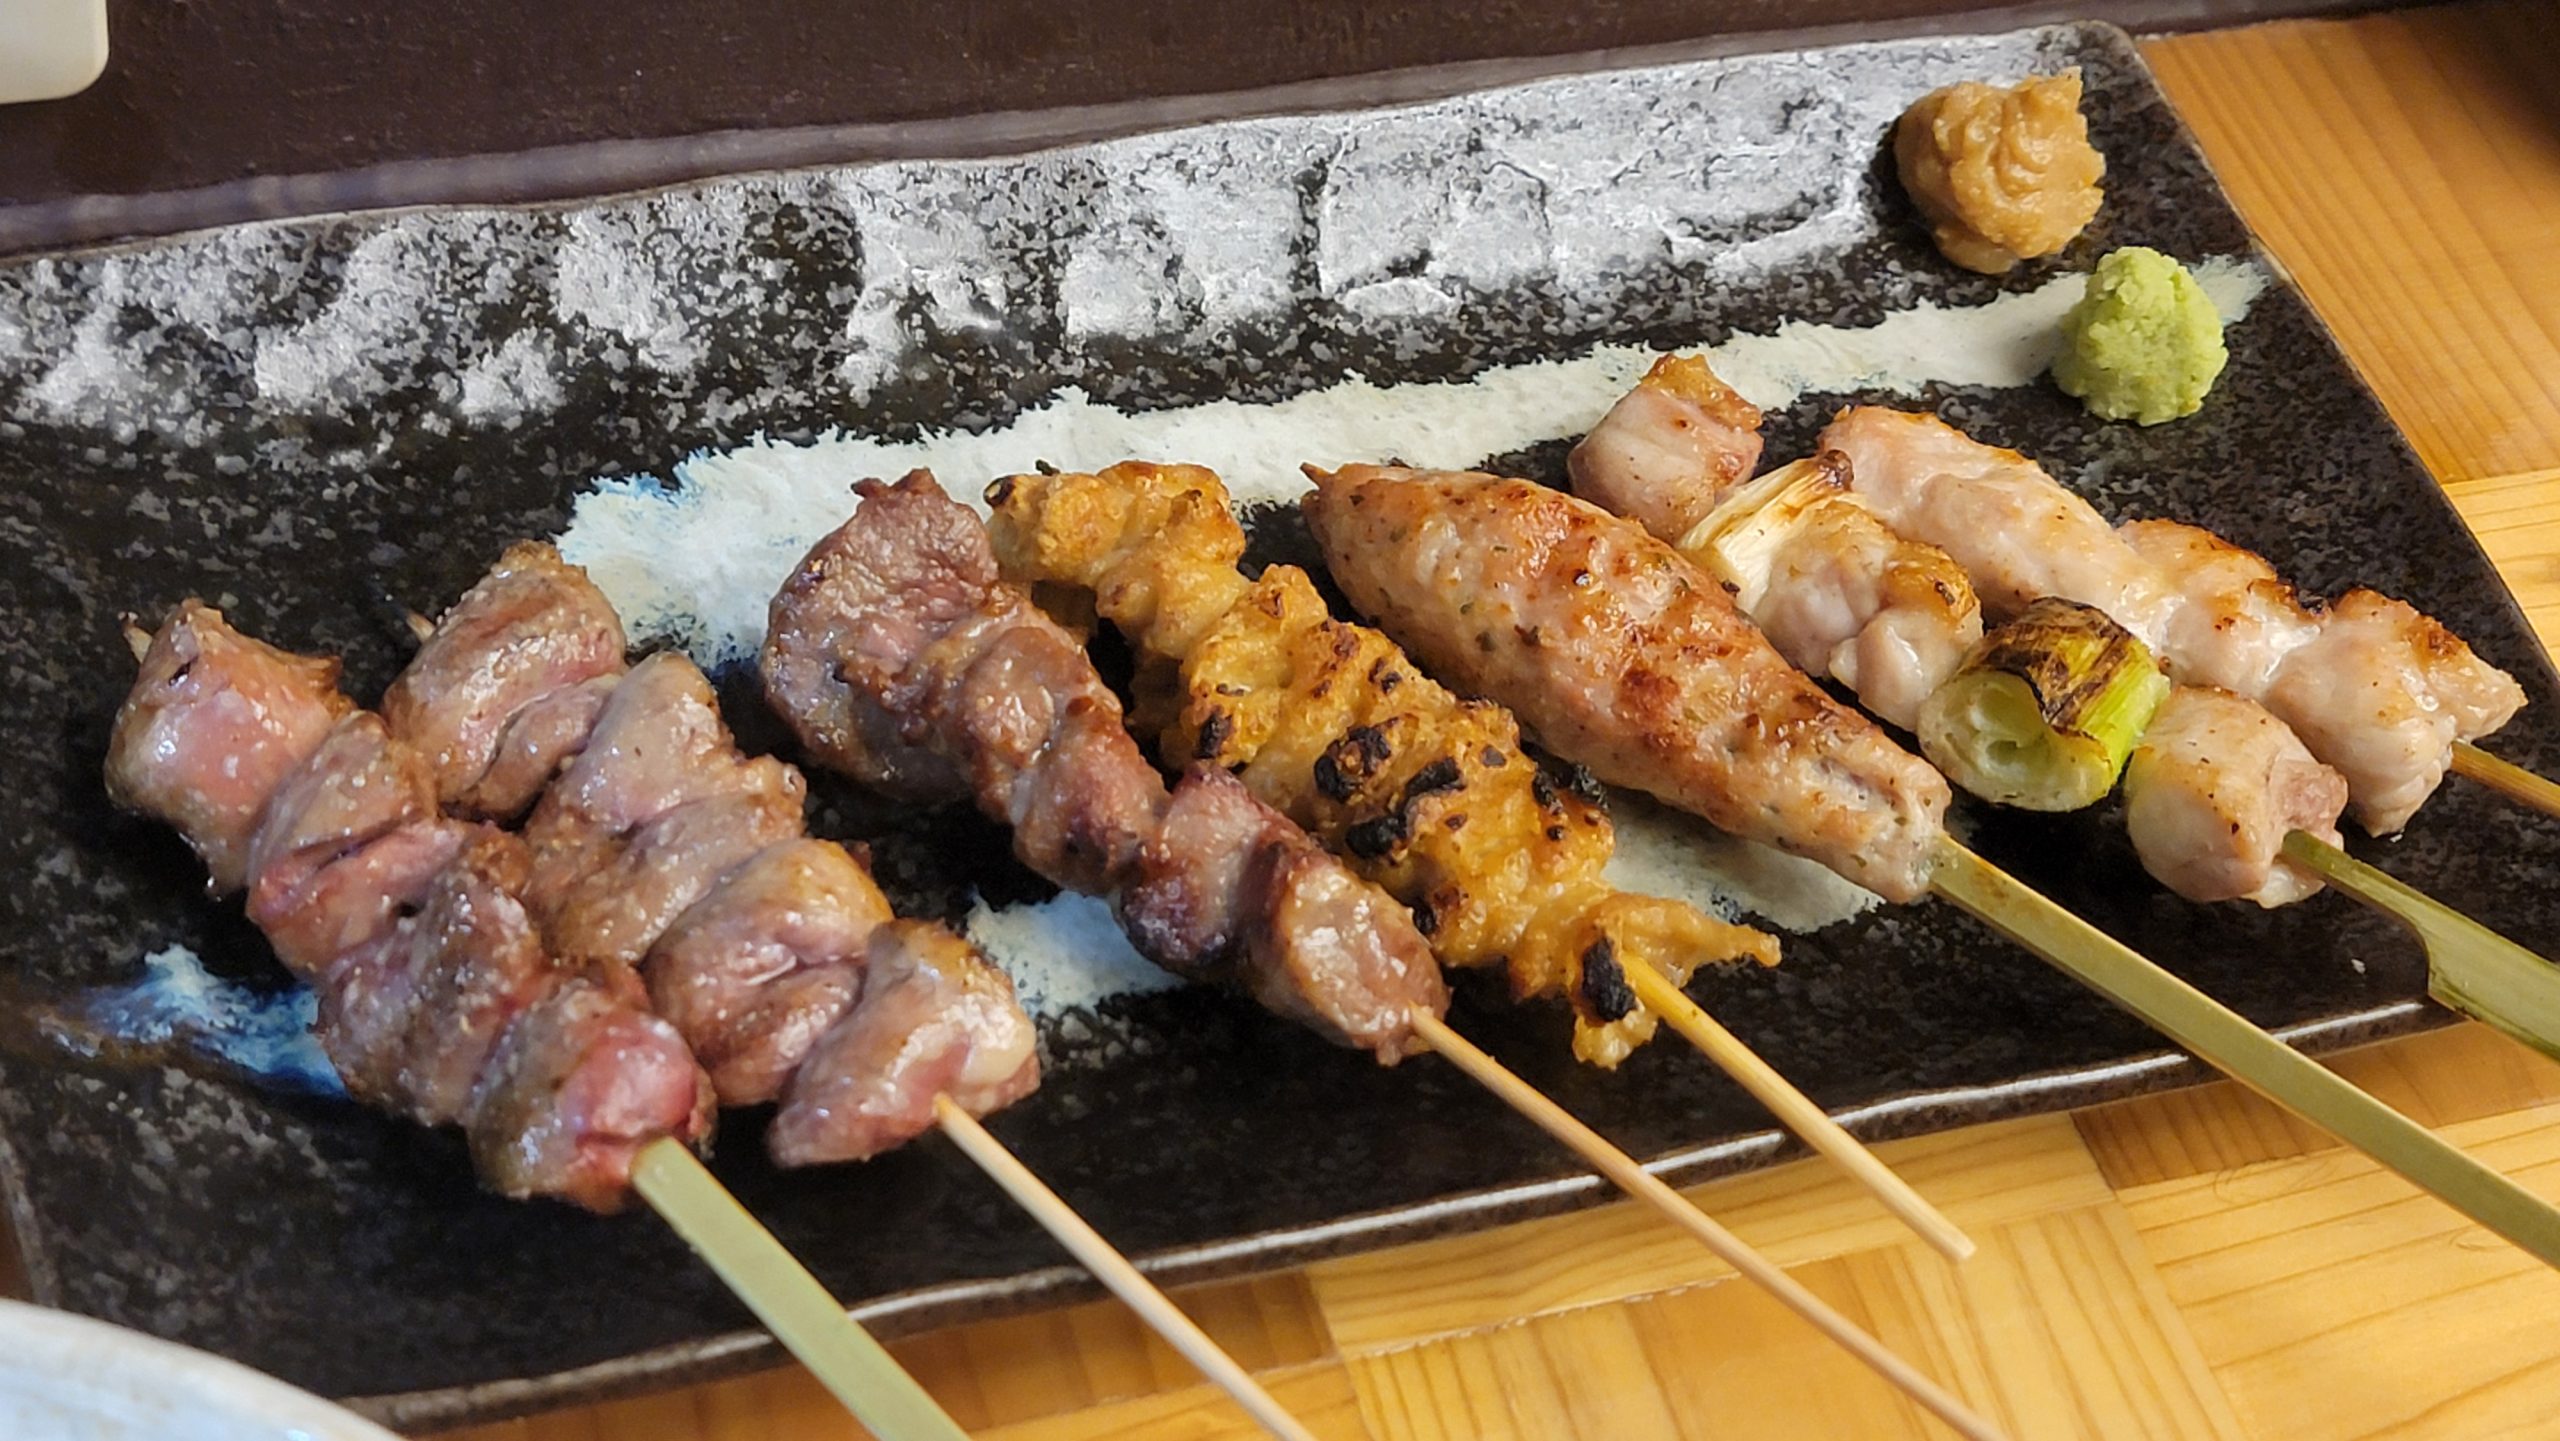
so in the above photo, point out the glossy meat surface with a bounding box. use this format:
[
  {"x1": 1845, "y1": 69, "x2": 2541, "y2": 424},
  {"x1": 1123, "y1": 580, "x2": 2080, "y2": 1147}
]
[
  {"x1": 106, "y1": 601, "x2": 354, "y2": 893},
  {"x1": 1124, "y1": 766, "x2": 1446, "y2": 1060},
  {"x1": 1567, "y1": 354, "x2": 1765, "y2": 541},
  {"x1": 383, "y1": 543, "x2": 627, "y2": 819},
  {"x1": 2265, "y1": 589, "x2": 2520, "y2": 834},
  {"x1": 524, "y1": 651, "x2": 809, "y2": 963},
  {"x1": 467, "y1": 971, "x2": 716, "y2": 1212},
  {"x1": 769, "y1": 920, "x2": 1040, "y2": 1166},
  {"x1": 319, "y1": 830, "x2": 570, "y2": 1126},
  {"x1": 647, "y1": 838, "x2": 882, "y2": 1106},
  {"x1": 1818, "y1": 406, "x2": 2182, "y2": 648},
  {"x1": 2123, "y1": 687, "x2": 2346, "y2": 907},
  {"x1": 1748, "y1": 488, "x2": 1983, "y2": 732},
  {"x1": 245, "y1": 714, "x2": 460, "y2": 978},
  {"x1": 2117, "y1": 520, "x2": 2323, "y2": 698},
  {"x1": 1303, "y1": 464, "x2": 1950, "y2": 903}
]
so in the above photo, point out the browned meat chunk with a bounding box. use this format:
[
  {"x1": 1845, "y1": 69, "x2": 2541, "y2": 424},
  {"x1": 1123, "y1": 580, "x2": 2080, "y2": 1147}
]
[
  {"x1": 1567, "y1": 353, "x2": 1766, "y2": 542},
  {"x1": 383, "y1": 543, "x2": 628, "y2": 818},
  {"x1": 524, "y1": 652, "x2": 808, "y2": 962},
  {"x1": 318, "y1": 830, "x2": 567, "y2": 1125},
  {"x1": 769, "y1": 919, "x2": 1039, "y2": 1166},
  {"x1": 107, "y1": 602, "x2": 354, "y2": 893},
  {"x1": 467, "y1": 970, "x2": 716, "y2": 1213},
  {"x1": 1302, "y1": 465, "x2": 1951, "y2": 903},
  {"x1": 1125, "y1": 766, "x2": 1444, "y2": 1060},
  {"x1": 244, "y1": 714, "x2": 458, "y2": 977},
  {"x1": 768, "y1": 471, "x2": 1164, "y2": 893},
  {"x1": 647, "y1": 838, "x2": 883, "y2": 1106}
]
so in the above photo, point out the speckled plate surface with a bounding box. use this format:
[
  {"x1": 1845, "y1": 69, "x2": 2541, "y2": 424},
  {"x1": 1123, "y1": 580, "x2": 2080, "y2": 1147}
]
[{"x1": 2, "y1": 20, "x2": 2555, "y2": 1431}]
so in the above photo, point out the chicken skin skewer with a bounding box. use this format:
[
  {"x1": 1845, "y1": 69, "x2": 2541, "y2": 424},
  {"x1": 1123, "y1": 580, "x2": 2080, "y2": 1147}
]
[{"x1": 982, "y1": 459, "x2": 1777, "y2": 1068}]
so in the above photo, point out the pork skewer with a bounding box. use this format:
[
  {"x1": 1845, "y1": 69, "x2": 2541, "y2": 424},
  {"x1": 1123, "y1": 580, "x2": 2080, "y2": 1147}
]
[
  {"x1": 763, "y1": 470, "x2": 2010, "y2": 1441},
  {"x1": 108, "y1": 605, "x2": 970, "y2": 1440},
  {"x1": 1581, "y1": 371, "x2": 2560, "y2": 1054},
  {"x1": 389, "y1": 543, "x2": 1313, "y2": 1441},
  {"x1": 1302, "y1": 462, "x2": 2560, "y2": 1270},
  {"x1": 981, "y1": 459, "x2": 1972, "y2": 1262}
]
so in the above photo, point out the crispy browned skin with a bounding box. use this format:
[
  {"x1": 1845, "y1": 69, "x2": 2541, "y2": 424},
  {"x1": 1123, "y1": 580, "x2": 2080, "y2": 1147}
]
[
  {"x1": 1302, "y1": 466, "x2": 1952, "y2": 903},
  {"x1": 108, "y1": 603, "x2": 713, "y2": 1212},
  {"x1": 383, "y1": 542, "x2": 628, "y2": 820},
  {"x1": 766, "y1": 470, "x2": 1448, "y2": 1061},
  {"x1": 987, "y1": 460, "x2": 1777, "y2": 1067}
]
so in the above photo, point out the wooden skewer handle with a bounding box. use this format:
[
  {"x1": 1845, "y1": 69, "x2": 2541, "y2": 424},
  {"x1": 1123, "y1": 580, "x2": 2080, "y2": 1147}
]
[
  {"x1": 1406, "y1": 1010, "x2": 2011, "y2": 1441},
  {"x1": 1623, "y1": 962, "x2": 1976, "y2": 1263},
  {"x1": 2454, "y1": 740, "x2": 2560, "y2": 822},
  {"x1": 631, "y1": 1138, "x2": 971, "y2": 1441},
  {"x1": 1931, "y1": 837, "x2": 2560, "y2": 1270},
  {"x1": 2283, "y1": 830, "x2": 2560, "y2": 1064},
  {"x1": 933, "y1": 1097, "x2": 1320, "y2": 1441}
]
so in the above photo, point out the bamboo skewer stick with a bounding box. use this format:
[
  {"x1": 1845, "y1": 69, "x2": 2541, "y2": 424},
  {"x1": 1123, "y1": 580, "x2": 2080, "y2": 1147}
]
[
  {"x1": 2283, "y1": 832, "x2": 2560, "y2": 1063},
  {"x1": 1930, "y1": 837, "x2": 2560, "y2": 1268},
  {"x1": 1620, "y1": 962, "x2": 1975, "y2": 1262},
  {"x1": 1406, "y1": 1010, "x2": 2008, "y2": 1441},
  {"x1": 2453, "y1": 740, "x2": 2560, "y2": 821},
  {"x1": 932, "y1": 1098, "x2": 1319, "y2": 1441},
  {"x1": 631, "y1": 1138, "x2": 971, "y2": 1441}
]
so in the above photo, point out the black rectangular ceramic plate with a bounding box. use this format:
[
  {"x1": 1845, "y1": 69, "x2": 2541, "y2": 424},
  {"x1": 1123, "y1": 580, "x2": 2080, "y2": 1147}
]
[{"x1": 2, "y1": 20, "x2": 2555, "y2": 1432}]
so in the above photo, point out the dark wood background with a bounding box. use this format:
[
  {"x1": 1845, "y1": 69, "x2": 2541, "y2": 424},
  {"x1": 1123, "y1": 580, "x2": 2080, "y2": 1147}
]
[{"x1": 0, "y1": 0, "x2": 2423, "y2": 256}]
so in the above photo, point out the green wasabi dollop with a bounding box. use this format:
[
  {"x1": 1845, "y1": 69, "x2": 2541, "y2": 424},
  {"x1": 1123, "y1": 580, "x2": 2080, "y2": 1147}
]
[{"x1": 2051, "y1": 247, "x2": 2228, "y2": 426}]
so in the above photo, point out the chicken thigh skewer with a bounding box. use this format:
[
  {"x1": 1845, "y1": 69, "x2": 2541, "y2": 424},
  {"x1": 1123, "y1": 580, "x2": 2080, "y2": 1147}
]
[
  {"x1": 763, "y1": 470, "x2": 2010, "y2": 1441},
  {"x1": 389, "y1": 543, "x2": 1310, "y2": 1441},
  {"x1": 1578, "y1": 369, "x2": 2560, "y2": 1056},
  {"x1": 109, "y1": 605, "x2": 969, "y2": 1441},
  {"x1": 1302, "y1": 462, "x2": 2560, "y2": 1271},
  {"x1": 981, "y1": 458, "x2": 1971, "y2": 1262}
]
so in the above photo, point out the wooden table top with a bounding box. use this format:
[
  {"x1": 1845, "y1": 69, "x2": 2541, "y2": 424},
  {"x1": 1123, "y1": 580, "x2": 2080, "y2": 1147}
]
[{"x1": 366, "y1": 3, "x2": 2560, "y2": 1436}]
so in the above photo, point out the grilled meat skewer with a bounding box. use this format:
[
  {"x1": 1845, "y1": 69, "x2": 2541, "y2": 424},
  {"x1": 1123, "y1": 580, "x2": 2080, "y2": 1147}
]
[
  {"x1": 389, "y1": 546, "x2": 1039, "y2": 1165},
  {"x1": 109, "y1": 603, "x2": 715, "y2": 1211},
  {"x1": 1818, "y1": 406, "x2": 2526, "y2": 834},
  {"x1": 982, "y1": 459, "x2": 1777, "y2": 1068},
  {"x1": 1303, "y1": 464, "x2": 1954, "y2": 903},
  {"x1": 764, "y1": 470, "x2": 1448, "y2": 1061}
]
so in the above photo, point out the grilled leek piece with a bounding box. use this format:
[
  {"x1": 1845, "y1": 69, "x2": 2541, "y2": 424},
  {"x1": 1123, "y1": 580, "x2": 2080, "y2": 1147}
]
[{"x1": 1917, "y1": 598, "x2": 2169, "y2": 811}]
